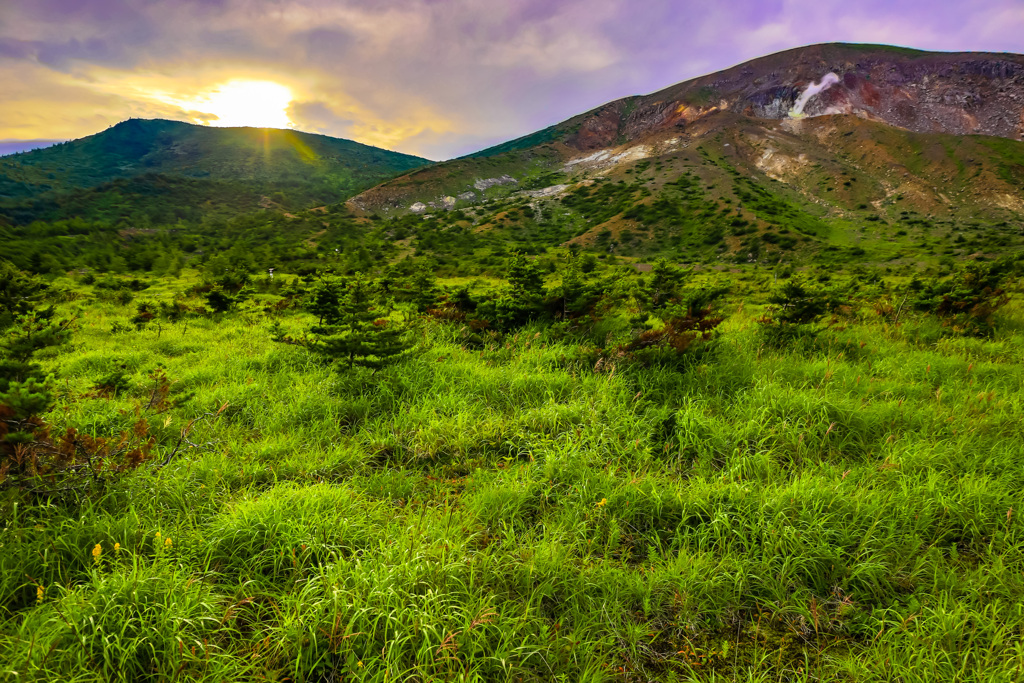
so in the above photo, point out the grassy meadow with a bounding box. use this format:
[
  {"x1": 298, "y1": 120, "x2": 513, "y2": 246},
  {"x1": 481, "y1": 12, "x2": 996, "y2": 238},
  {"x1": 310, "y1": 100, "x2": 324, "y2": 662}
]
[{"x1": 2, "y1": 267, "x2": 1024, "y2": 682}]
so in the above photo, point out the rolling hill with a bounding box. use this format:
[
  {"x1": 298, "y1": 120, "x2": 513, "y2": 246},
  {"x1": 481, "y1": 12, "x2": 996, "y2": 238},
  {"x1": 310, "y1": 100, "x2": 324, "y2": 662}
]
[{"x1": 0, "y1": 119, "x2": 430, "y2": 223}]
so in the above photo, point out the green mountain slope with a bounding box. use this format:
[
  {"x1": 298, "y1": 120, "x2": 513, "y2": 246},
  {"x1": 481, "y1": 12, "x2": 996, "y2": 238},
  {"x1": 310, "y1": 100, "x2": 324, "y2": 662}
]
[
  {"x1": 0, "y1": 119, "x2": 430, "y2": 222},
  {"x1": 351, "y1": 113, "x2": 1024, "y2": 270},
  {"x1": 0, "y1": 174, "x2": 263, "y2": 226}
]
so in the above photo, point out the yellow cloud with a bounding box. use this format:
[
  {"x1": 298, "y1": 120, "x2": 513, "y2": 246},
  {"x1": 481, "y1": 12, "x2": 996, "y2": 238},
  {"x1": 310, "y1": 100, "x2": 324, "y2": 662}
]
[{"x1": 0, "y1": 59, "x2": 459, "y2": 157}]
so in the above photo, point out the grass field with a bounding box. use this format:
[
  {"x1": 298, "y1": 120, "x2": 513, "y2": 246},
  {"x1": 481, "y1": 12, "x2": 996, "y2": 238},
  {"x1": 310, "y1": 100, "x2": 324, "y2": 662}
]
[{"x1": 2, "y1": 271, "x2": 1024, "y2": 682}]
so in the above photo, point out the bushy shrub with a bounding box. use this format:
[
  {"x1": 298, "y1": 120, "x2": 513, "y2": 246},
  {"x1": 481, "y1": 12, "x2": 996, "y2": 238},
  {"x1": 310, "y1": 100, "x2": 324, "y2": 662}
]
[
  {"x1": 131, "y1": 301, "x2": 157, "y2": 329},
  {"x1": 204, "y1": 286, "x2": 236, "y2": 313},
  {"x1": 611, "y1": 309, "x2": 724, "y2": 366},
  {"x1": 555, "y1": 253, "x2": 602, "y2": 319},
  {"x1": 0, "y1": 377, "x2": 154, "y2": 502},
  {"x1": 911, "y1": 259, "x2": 1014, "y2": 336},
  {"x1": 394, "y1": 269, "x2": 442, "y2": 312},
  {"x1": 600, "y1": 260, "x2": 727, "y2": 366}
]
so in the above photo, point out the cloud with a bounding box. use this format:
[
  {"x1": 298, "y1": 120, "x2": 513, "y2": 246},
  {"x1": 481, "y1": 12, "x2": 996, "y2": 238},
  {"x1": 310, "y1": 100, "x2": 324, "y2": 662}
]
[
  {"x1": 289, "y1": 100, "x2": 357, "y2": 137},
  {"x1": 1, "y1": 0, "x2": 1023, "y2": 158}
]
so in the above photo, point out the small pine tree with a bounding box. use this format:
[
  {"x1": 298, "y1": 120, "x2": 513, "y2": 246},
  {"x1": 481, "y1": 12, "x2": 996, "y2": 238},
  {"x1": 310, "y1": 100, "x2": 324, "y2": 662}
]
[
  {"x1": 557, "y1": 253, "x2": 600, "y2": 319},
  {"x1": 767, "y1": 278, "x2": 831, "y2": 325},
  {"x1": 508, "y1": 252, "x2": 546, "y2": 303},
  {"x1": 0, "y1": 260, "x2": 46, "y2": 327},
  {"x1": 1, "y1": 375, "x2": 157, "y2": 501},
  {"x1": 487, "y1": 253, "x2": 547, "y2": 330},
  {"x1": 0, "y1": 262, "x2": 74, "y2": 391},
  {"x1": 644, "y1": 259, "x2": 689, "y2": 315},
  {"x1": 396, "y1": 270, "x2": 442, "y2": 313},
  {"x1": 132, "y1": 301, "x2": 157, "y2": 329},
  {"x1": 307, "y1": 277, "x2": 342, "y2": 325},
  {"x1": 610, "y1": 259, "x2": 725, "y2": 365},
  {"x1": 758, "y1": 277, "x2": 841, "y2": 347},
  {"x1": 625, "y1": 259, "x2": 690, "y2": 327},
  {"x1": 204, "y1": 287, "x2": 235, "y2": 314},
  {"x1": 308, "y1": 275, "x2": 409, "y2": 370}
]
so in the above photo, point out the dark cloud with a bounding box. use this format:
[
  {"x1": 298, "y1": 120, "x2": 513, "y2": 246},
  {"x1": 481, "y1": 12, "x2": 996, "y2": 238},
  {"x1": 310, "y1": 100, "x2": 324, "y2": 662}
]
[
  {"x1": 298, "y1": 27, "x2": 355, "y2": 62},
  {"x1": 16, "y1": 0, "x2": 229, "y2": 22},
  {"x1": 35, "y1": 37, "x2": 129, "y2": 70},
  {"x1": 0, "y1": 38, "x2": 35, "y2": 60},
  {"x1": 17, "y1": 0, "x2": 142, "y2": 22}
]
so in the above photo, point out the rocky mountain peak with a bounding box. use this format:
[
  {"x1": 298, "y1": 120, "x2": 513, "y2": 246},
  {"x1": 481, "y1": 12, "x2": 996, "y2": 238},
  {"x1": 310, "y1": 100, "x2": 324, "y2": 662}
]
[{"x1": 567, "y1": 44, "x2": 1024, "y2": 151}]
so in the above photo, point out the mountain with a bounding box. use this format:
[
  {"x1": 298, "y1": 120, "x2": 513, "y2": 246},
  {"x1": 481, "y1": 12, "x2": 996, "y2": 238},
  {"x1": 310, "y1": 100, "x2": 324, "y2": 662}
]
[
  {"x1": 0, "y1": 119, "x2": 430, "y2": 223},
  {"x1": 351, "y1": 43, "x2": 1024, "y2": 266},
  {"x1": 6, "y1": 44, "x2": 1024, "y2": 271}
]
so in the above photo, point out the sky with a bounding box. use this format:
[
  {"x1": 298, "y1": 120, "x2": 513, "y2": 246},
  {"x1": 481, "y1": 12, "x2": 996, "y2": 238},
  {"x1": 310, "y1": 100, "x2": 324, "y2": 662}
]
[{"x1": 1, "y1": 0, "x2": 1023, "y2": 160}]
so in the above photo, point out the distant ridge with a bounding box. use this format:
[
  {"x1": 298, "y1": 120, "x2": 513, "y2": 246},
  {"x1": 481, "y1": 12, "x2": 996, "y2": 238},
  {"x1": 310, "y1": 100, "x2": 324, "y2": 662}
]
[{"x1": 0, "y1": 119, "x2": 430, "y2": 223}]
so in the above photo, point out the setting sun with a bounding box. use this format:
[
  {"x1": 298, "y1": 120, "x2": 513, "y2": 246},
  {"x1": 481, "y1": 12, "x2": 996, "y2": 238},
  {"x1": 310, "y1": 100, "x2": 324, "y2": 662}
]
[{"x1": 181, "y1": 80, "x2": 294, "y2": 129}]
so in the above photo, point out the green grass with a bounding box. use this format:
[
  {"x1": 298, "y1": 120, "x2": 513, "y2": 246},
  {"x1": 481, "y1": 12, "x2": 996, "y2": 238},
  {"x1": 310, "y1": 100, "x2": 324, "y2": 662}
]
[{"x1": 3, "y1": 278, "x2": 1024, "y2": 681}]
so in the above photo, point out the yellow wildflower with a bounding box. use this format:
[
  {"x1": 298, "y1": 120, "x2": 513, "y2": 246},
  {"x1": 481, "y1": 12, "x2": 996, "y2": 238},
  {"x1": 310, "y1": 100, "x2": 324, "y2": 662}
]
[
  {"x1": 114, "y1": 542, "x2": 121, "y2": 553},
  {"x1": 92, "y1": 543, "x2": 102, "y2": 563},
  {"x1": 596, "y1": 498, "x2": 607, "y2": 508},
  {"x1": 36, "y1": 584, "x2": 44, "y2": 602},
  {"x1": 357, "y1": 661, "x2": 363, "y2": 668},
  {"x1": 164, "y1": 537, "x2": 173, "y2": 548}
]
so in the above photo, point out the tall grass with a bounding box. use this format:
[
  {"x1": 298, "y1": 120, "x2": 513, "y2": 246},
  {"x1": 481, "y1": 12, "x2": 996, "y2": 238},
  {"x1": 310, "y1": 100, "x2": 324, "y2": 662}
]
[{"x1": 2, "y1": 280, "x2": 1023, "y2": 680}]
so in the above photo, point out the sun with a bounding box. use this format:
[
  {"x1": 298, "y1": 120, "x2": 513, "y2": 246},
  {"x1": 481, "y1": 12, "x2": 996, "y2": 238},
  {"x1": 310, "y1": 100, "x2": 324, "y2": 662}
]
[{"x1": 182, "y1": 80, "x2": 294, "y2": 129}]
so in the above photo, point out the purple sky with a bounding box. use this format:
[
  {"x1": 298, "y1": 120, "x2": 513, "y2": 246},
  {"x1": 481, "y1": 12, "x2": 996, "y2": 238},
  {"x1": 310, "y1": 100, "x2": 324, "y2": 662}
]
[{"x1": 1, "y1": 0, "x2": 1023, "y2": 159}]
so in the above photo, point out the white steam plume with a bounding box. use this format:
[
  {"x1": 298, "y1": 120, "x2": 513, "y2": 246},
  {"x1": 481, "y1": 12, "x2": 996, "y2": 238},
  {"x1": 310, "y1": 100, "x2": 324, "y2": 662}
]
[{"x1": 788, "y1": 72, "x2": 840, "y2": 118}]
